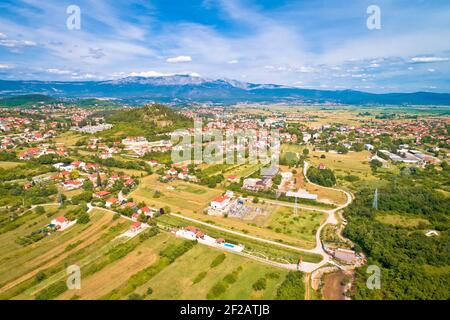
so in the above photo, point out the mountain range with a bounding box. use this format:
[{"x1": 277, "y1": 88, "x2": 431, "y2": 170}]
[{"x1": 1, "y1": 75, "x2": 450, "y2": 105}]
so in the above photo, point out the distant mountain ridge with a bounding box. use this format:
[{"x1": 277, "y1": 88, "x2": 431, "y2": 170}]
[{"x1": 0, "y1": 75, "x2": 449, "y2": 105}]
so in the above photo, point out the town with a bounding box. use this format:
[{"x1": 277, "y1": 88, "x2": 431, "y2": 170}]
[{"x1": 0, "y1": 99, "x2": 448, "y2": 301}]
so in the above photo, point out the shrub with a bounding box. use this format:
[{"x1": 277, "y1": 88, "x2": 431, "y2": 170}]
[
  {"x1": 35, "y1": 280, "x2": 67, "y2": 300},
  {"x1": 77, "y1": 213, "x2": 90, "y2": 224},
  {"x1": 35, "y1": 271, "x2": 46, "y2": 282},
  {"x1": 252, "y1": 277, "x2": 267, "y2": 291},
  {"x1": 35, "y1": 206, "x2": 45, "y2": 215},
  {"x1": 193, "y1": 271, "x2": 207, "y2": 284},
  {"x1": 210, "y1": 253, "x2": 226, "y2": 268},
  {"x1": 276, "y1": 272, "x2": 305, "y2": 300},
  {"x1": 207, "y1": 282, "x2": 227, "y2": 299},
  {"x1": 128, "y1": 293, "x2": 143, "y2": 300}
]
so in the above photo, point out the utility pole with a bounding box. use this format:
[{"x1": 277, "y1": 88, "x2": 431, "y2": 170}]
[
  {"x1": 58, "y1": 191, "x2": 63, "y2": 207},
  {"x1": 294, "y1": 195, "x2": 298, "y2": 215}
]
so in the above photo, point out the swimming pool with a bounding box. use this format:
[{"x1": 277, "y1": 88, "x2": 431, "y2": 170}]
[{"x1": 223, "y1": 243, "x2": 235, "y2": 248}]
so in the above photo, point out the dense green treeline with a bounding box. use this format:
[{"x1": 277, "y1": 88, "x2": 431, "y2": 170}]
[{"x1": 344, "y1": 183, "x2": 450, "y2": 300}]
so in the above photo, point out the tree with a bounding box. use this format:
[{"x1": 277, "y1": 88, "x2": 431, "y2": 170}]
[
  {"x1": 70, "y1": 170, "x2": 80, "y2": 179},
  {"x1": 138, "y1": 213, "x2": 148, "y2": 223},
  {"x1": 77, "y1": 213, "x2": 90, "y2": 224},
  {"x1": 96, "y1": 173, "x2": 102, "y2": 188},
  {"x1": 128, "y1": 293, "x2": 143, "y2": 300},
  {"x1": 35, "y1": 271, "x2": 46, "y2": 282},
  {"x1": 307, "y1": 167, "x2": 336, "y2": 187},
  {"x1": 35, "y1": 206, "x2": 45, "y2": 215},
  {"x1": 252, "y1": 277, "x2": 267, "y2": 291},
  {"x1": 302, "y1": 148, "x2": 309, "y2": 156},
  {"x1": 82, "y1": 180, "x2": 93, "y2": 191}
]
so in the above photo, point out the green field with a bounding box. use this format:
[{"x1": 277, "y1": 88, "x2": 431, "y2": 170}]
[
  {"x1": 133, "y1": 244, "x2": 289, "y2": 299},
  {"x1": 263, "y1": 206, "x2": 325, "y2": 244},
  {"x1": 375, "y1": 213, "x2": 430, "y2": 228},
  {"x1": 129, "y1": 175, "x2": 222, "y2": 213},
  {"x1": 225, "y1": 163, "x2": 262, "y2": 178},
  {"x1": 0, "y1": 161, "x2": 23, "y2": 169},
  {"x1": 52, "y1": 132, "x2": 83, "y2": 147}
]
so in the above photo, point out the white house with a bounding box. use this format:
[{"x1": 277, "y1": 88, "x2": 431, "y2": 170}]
[
  {"x1": 62, "y1": 180, "x2": 83, "y2": 191},
  {"x1": 138, "y1": 206, "x2": 157, "y2": 218},
  {"x1": 105, "y1": 197, "x2": 119, "y2": 208},
  {"x1": 210, "y1": 195, "x2": 231, "y2": 210},
  {"x1": 167, "y1": 168, "x2": 178, "y2": 176},
  {"x1": 147, "y1": 160, "x2": 158, "y2": 167},
  {"x1": 364, "y1": 144, "x2": 374, "y2": 151},
  {"x1": 53, "y1": 163, "x2": 74, "y2": 171},
  {"x1": 302, "y1": 133, "x2": 311, "y2": 143},
  {"x1": 51, "y1": 216, "x2": 74, "y2": 231},
  {"x1": 178, "y1": 172, "x2": 189, "y2": 180},
  {"x1": 131, "y1": 221, "x2": 142, "y2": 232}
]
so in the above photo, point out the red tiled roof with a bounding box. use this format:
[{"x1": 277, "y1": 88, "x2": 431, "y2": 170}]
[
  {"x1": 95, "y1": 191, "x2": 110, "y2": 197},
  {"x1": 132, "y1": 221, "x2": 142, "y2": 228},
  {"x1": 212, "y1": 195, "x2": 229, "y2": 203}
]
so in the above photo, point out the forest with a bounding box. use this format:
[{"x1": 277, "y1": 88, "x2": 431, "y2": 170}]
[{"x1": 344, "y1": 180, "x2": 450, "y2": 300}]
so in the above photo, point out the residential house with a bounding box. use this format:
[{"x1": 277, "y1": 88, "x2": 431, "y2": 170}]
[{"x1": 210, "y1": 195, "x2": 231, "y2": 210}]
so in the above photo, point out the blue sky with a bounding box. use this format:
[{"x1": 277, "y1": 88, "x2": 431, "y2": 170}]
[{"x1": 0, "y1": 0, "x2": 449, "y2": 93}]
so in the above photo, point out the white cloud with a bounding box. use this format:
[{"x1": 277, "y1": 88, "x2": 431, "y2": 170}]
[
  {"x1": 129, "y1": 70, "x2": 172, "y2": 77},
  {"x1": 369, "y1": 63, "x2": 380, "y2": 68},
  {"x1": 227, "y1": 59, "x2": 239, "y2": 64},
  {"x1": 126, "y1": 70, "x2": 201, "y2": 78},
  {"x1": 71, "y1": 73, "x2": 97, "y2": 80},
  {"x1": 0, "y1": 39, "x2": 36, "y2": 47},
  {"x1": 411, "y1": 56, "x2": 450, "y2": 63},
  {"x1": 46, "y1": 68, "x2": 72, "y2": 75},
  {"x1": 428, "y1": 68, "x2": 436, "y2": 72},
  {"x1": 166, "y1": 55, "x2": 192, "y2": 63},
  {"x1": 0, "y1": 64, "x2": 11, "y2": 69}
]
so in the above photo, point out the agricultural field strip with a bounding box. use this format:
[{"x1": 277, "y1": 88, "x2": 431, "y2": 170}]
[{"x1": 0, "y1": 212, "x2": 118, "y2": 294}]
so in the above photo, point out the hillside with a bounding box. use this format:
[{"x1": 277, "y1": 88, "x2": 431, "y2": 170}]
[
  {"x1": 0, "y1": 94, "x2": 61, "y2": 107},
  {"x1": 101, "y1": 103, "x2": 193, "y2": 139}
]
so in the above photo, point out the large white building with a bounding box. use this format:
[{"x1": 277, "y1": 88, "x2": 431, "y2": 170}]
[{"x1": 210, "y1": 195, "x2": 231, "y2": 210}]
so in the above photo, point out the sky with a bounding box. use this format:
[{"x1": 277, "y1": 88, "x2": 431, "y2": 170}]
[{"x1": 0, "y1": 0, "x2": 450, "y2": 93}]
